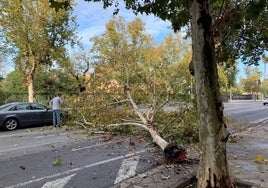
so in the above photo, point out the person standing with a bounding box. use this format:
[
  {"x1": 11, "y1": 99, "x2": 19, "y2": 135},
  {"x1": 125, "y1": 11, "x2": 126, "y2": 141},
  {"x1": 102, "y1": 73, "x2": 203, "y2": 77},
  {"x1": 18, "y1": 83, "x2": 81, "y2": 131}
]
[{"x1": 50, "y1": 93, "x2": 63, "y2": 127}]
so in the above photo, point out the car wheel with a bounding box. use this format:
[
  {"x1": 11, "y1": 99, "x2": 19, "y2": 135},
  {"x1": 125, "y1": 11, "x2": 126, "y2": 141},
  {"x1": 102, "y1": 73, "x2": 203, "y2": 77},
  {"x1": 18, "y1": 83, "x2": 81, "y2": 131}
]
[{"x1": 4, "y1": 118, "x2": 19, "y2": 131}]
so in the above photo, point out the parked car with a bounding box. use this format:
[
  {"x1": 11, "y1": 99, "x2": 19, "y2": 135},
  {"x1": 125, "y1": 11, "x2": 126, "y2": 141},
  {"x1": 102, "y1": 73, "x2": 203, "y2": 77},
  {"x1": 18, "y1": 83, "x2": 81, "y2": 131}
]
[
  {"x1": 263, "y1": 97, "x2": 268, "y2": 105},
  {"x1": 0, "y1": 102, "x2": 55, "y2": 131}
]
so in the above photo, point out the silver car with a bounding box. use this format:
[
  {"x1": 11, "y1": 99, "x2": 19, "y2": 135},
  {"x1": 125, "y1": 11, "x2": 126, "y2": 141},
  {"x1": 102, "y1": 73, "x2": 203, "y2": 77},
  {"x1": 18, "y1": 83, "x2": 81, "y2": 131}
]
[
  {"x1": 0, "y1": 102, "x2": 53, "y2": 131},
  {"x1": 263, "y1": 97, "x2": 268, "y2": 105}
]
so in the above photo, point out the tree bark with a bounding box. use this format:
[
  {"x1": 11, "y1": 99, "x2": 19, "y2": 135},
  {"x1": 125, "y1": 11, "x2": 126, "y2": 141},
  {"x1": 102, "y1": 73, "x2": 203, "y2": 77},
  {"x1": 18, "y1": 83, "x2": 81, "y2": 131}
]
[
  {"x1": 25, "y1": 47, "x2": 36, "y2": 103},
  {"x1": 190, "y1": 1, "x2": 234, "y2": 187},
  {"x1": 26, "y1": 73, "x2": 34, "y2": 102}
]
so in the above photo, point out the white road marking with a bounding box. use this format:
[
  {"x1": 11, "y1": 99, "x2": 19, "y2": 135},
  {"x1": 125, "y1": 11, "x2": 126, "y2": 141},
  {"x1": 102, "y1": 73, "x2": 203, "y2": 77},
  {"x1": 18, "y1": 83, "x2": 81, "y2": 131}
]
[
  {"x1": 6, "y1": 149, "x2": 150, "y2": 188},
  {"x1": 41, "y1": 173, "x2": 76, "y2": 188},
  {"x1": 114, "y1": 156, "x2": 139, "y2": 184}
]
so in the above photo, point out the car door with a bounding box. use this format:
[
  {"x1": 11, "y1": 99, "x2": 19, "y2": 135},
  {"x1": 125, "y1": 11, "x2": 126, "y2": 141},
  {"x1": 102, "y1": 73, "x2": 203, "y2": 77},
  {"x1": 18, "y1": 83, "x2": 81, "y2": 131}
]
[
  {"x1": 30, "y1": 103, "x2": 53, "y2": 125},
  {"x1": 10, "y1": 103, "x2": 36, "y2": 126}
]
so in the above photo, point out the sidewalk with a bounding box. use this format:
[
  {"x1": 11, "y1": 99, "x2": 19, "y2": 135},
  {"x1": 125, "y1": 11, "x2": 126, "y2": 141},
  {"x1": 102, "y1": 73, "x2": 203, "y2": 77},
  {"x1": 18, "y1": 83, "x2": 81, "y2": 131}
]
[
  {"x1": 111, "y1": 122, "x2": 268, "y2": 188},
  {"x1": 228, "y1": 122, "x2": 268, "y2": 187}
]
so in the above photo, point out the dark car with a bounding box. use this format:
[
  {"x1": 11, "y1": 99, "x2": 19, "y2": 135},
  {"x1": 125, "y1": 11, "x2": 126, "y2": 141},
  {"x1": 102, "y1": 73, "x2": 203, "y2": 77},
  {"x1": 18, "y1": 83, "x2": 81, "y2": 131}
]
[{"x1": 0, "y1": 102, "x2": 54, "y2": 131}]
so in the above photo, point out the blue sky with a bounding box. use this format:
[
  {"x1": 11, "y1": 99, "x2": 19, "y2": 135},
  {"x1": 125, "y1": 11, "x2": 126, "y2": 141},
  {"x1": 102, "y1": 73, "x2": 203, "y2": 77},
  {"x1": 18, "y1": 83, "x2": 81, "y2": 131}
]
[{"x1": 73, "y1": 0, "x2": 174, "y2": 47}]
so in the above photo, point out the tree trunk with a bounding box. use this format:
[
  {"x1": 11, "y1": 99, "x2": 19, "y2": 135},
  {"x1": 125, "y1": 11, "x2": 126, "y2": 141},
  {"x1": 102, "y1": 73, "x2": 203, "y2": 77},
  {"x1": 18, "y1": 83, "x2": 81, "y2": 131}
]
[
  {"x1": 190, "y1": 1, "x2": 234, "y2": 187},
  {"x1": 26, "y1": 73, "x2": 34, "y2": 102},
  {"x1": 25, "y1": 49, "x2": 36, "y2": 103}
]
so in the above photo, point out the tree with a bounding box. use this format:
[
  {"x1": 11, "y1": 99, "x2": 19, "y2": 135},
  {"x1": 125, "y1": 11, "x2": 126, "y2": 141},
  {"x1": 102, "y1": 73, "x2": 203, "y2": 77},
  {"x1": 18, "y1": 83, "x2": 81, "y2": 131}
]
[
  {"x1": 157, "y1": 34, "x2": 193, "y2": 101},
  {"x1": 78, "y1": 17, "x2": 192, "y2": 162},
  {"x1": 261, "y1": 78, "x2": 268, "y2": 97},
  {"x1": 0, "y1": 0, "x2": 77, "y2": 102},
  {"x1": 64, "y1": 49, "x2": 93, "y2": 93},
  {"x1": 241, "y1": 66, "x2": 262, "y2": 95},
  {"x1": 263, "y1": 55, "x2": 268, "y2": 79},
  {"x1": 83, "y1": 0, "x2": 267, "y2": 187},
  {"x1": 0, "y1": 69, "x2": 28, "y2": 102}
]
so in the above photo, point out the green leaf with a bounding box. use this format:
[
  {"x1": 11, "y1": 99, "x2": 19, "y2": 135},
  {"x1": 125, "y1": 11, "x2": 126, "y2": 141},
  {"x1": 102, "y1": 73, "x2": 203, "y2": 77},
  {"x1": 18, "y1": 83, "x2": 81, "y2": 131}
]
[{"x1": 53, "y1": 157, "x2": 62, "y2": 166}]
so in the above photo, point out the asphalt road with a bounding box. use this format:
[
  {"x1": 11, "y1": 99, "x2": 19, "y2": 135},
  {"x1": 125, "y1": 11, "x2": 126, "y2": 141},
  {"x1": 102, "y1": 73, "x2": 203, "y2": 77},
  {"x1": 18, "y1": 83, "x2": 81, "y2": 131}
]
[
  {"x1": 223, "y1": 100, "x2": 268, "y2": 123},
  {"x1": 0, "y1": 128, "x2": 163, "y2": 188},
  {"x1": 0, "y1": 100, "x2": 267, "y2": 188}
]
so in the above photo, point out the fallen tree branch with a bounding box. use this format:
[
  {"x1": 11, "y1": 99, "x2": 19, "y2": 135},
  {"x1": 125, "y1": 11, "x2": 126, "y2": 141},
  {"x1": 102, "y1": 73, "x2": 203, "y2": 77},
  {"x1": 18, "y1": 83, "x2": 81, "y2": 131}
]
[
  {"x1": 105, "y1": 99, "x2": 130, "y2": 107},
  {"x1": 74, "y1": 121, "x2": 89, "y2": 130},
  {"x1": 121, "y1": 119, "x2": 143, "y2": 123},
  {"x1": 124, "y1": 88, "x2": 186, "y2": 163},
  {"x1": 80, "y1": 113, "x2": 93, "y2": 125},
  {"x1": 126, "y1": 90, "x2": 148, "y2": 124},
  {"x1": 108, "y1": 122, "x2": 149, "y2": 131}
]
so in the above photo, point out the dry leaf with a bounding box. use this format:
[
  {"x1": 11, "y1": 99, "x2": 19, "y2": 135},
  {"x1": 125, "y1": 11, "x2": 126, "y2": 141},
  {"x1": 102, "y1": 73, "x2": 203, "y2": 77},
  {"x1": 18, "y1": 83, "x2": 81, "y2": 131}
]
[{"x1": 255, "y1": 154, "x2": 264, "y2": 163}]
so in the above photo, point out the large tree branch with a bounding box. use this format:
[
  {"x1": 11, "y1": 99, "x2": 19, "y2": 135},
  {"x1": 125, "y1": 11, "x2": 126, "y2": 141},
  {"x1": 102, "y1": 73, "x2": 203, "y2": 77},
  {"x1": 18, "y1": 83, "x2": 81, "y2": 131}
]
[
  {"x1": 126, "y1": 89, "x2": 148, "y2": 124},
  {"x1": 108, "y1": 122, "x2": 149, "y2": 131}
]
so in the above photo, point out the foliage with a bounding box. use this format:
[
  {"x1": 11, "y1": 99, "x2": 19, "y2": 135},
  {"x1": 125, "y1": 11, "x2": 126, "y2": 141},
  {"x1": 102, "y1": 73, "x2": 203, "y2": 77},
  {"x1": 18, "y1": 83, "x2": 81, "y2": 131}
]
[
  {"x1": 210, "y1": 0, "x2": 267, "y2": 65},
  {"x1": 90, "y1": 17, "x2": 193, "y2": 105},
  {"x1": 261, "y1": 78, "x2": 268, "y2": 97},
  {"x1": 0, "y1": 0, "x2": 78, "y2": 101},
  {"x1": 34, "y1": 68, "x2": 80, "y2": 97},
  {"x1": 52, "y1": 156, "x2": 63, "y2": 166},
  {"x1": 65, "y1": 49, "x2": 93, "y2": 92},
  {"x1": 66, "y1": 91, "x2": 199, "y2": 144},
  {"x1": 229, "y1": 85, "x2": 243, "y2": 95},
  {"x1": 240, "y1": 66, "x2": 262, "y2": 94},
  {"x1": 156, "y1": 105, "x2": 199, "y2": 144},
  {"x1": 0, "y1": 67, "x2": 80, "y2": 104},
  {"x1": 1, "y1": 70, "x2": 27, "y2": 94},
  {"x1": 64, "y1": 92, "x2": 138, "y2": 133}
]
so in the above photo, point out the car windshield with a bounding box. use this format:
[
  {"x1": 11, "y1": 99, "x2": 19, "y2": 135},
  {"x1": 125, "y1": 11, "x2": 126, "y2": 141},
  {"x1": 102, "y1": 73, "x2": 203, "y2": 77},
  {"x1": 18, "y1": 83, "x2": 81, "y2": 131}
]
[{"x1": 0, "y1": 103, "x2": 14, "y2": 111}]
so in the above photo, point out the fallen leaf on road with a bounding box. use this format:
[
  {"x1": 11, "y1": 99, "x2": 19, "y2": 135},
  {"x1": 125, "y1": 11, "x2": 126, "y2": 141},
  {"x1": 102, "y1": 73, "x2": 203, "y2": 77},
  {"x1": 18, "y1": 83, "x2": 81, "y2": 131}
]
[
  {"x1": 255, "y1": 154, "x2": 264, "y2": 163},
  {"x1": 53, "y1": 157, "x2": 62, "y2": 166}
]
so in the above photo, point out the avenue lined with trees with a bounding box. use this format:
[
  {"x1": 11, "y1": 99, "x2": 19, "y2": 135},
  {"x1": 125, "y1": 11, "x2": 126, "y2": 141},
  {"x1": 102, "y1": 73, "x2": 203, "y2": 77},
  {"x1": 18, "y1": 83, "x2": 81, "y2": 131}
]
[{"x1": 0, "y1": 0, "x2": 267, "y2": 187}]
